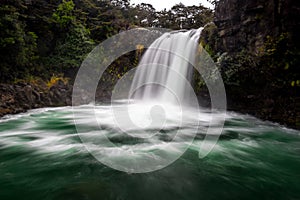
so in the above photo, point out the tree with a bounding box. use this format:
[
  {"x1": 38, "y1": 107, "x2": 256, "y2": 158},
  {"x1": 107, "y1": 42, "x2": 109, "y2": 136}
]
[
  {"x1": 52, "y1": 0, "x2": 75, "y2": 27},
  {"x1": 0, "y1": 3, "x2": 38, "y2": 81},
  {"x1": 47, "y1": 0, "x2": 95, "y2": 72}
]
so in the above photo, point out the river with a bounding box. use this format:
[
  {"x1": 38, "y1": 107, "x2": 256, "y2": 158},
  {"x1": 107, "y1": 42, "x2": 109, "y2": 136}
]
[{"x1": 0, "y1": 105, "x2": 299, "y2": 200}]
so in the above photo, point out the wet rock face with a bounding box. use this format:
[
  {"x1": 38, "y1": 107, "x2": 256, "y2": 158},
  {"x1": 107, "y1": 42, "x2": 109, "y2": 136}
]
[
  {"x1": 211, "y1": 0, "x2": 300, "y2": 129},
  {"x1": 0, "y1": 82, "x2": 72, "y2": 117},
  {"x1": 214, "y1": 0, "x2": 299, "y2": 54}
]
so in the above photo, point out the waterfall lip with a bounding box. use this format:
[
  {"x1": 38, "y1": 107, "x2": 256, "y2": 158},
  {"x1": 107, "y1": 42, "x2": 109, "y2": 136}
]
[
  {"x1": 129, "y1": 27, "x2": 203, "y2": 103},
  {"x1": 169, "y1": 29, "x2": 189, "y2": 34}
]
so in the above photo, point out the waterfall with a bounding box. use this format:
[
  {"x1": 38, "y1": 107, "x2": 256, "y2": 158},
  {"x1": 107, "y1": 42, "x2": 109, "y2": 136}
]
[{"x1": 130, "y1": 28, "x2": 203, "y2": 105}]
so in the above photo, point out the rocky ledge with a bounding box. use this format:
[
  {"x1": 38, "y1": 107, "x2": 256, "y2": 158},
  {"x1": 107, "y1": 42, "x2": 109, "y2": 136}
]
[{"x1": 0, "y1": 80, "x2": 72, "y2": 117}]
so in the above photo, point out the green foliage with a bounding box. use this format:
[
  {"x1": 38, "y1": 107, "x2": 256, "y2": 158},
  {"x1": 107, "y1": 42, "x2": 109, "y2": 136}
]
[
  {"x1": 291, "y1": 80, "x2": 300, "y2": 87},
  {"x1": 47, "y1": 23, "x2": 95, "y2": 70},
  {"x1": 260, "y1": 33, "x2": 299, "y2": 89},
  {"x1": 13, "y1": 75, "x2": 43, "y2": 86},
  {"x1": 136, "y1": 3, "x2": 213, "y2": 29},
  {"x1": 261, "y1": 33, "x2": 290, "y2": 59},
  {"x1": 215, "y1": 51, "x2": 260, "y2": 87},
  {"x1": 0, "y1": 0, "x2": 215, "y2": 83},
  {"x1": 0, "y1": 4, "x2": 38, "y2": 81},
  {"x1": 52, "y1": 0, "x2": 75, "y2": 27},
  {"x1": 199, "y1": 23, "x2": 219, "y2": 58}
]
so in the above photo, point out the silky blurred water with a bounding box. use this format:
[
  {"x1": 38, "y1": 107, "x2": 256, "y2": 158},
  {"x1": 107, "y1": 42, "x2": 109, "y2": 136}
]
[{"x1": 0, "y1": 105, "x2": 300, "y2": 200}]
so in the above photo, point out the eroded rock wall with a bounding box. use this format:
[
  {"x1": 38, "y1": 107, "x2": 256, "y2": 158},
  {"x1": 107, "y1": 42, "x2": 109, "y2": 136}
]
[
  {"x1": 214, "y1": 0, "x2": 299, "y2": 55},
  {"x1": 211, "y1": 0, "x2": 300, "y2": 128},
  {"x1": 0, "y1": 81, "x2": 72, "y2": 117}
]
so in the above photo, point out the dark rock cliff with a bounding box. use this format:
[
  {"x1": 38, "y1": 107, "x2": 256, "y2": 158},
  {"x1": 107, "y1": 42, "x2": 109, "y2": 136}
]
[
  {"x1": 210, "y1": 0, "x2": 300, "y2": 129},
  {"x1": 0, "y1": 81, "x2": 72, "y2": 117},
  {"x1": 214, "y1": 0, "x2": 299, "y2": 55}
]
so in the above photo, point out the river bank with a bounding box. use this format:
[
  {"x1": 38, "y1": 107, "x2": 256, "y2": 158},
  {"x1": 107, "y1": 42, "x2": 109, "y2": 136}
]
[
  {"x1": 0, "y1": 80, "x2": 72, "y2": 118},
  {"x1": 0, "y1": 80, "x2": 299, "y2": 130}
]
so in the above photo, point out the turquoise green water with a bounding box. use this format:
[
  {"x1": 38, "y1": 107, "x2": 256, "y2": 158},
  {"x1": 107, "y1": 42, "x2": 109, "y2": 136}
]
[{"x1": 0, "y1": 106, "x2": 300, "y2": 200}]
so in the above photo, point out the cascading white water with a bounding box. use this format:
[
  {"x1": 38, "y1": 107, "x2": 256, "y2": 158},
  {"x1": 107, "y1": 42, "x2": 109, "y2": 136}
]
[{"x1": 130, "y1": 28, "x2": 203, "y2": 105}]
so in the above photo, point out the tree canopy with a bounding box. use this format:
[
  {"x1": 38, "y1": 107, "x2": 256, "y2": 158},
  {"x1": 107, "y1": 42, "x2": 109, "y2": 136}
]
[{"x1": 0, "y1": 0, "x2": 213, "y2": 82}]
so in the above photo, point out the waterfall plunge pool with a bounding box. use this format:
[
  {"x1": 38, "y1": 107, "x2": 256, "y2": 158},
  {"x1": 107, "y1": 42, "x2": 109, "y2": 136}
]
[{"x1": 0, "y1": 104, "x2": 300, "y2": 200}]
